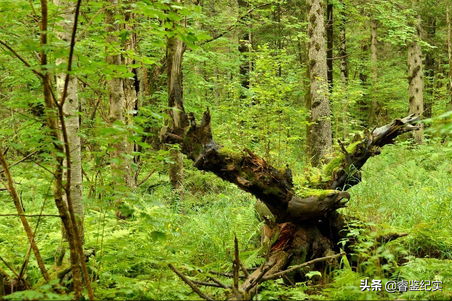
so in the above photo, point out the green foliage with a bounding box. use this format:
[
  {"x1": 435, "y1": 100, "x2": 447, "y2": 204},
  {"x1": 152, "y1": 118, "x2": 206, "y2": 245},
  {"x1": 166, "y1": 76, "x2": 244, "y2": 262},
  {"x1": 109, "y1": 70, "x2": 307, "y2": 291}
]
[{"x1": 1, "y1": 0, "x2": 452, "y2": 300}]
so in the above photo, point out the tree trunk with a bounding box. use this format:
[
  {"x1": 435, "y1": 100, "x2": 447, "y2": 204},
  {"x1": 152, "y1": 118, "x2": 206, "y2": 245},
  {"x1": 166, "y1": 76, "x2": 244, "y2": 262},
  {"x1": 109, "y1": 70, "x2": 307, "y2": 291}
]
[
  {"x1": 338, "y1": 0, "x2": 348, "y2": 84},
  {"x1": 407, "y1": 13, "x2": 424, "y2": 143},
  {"x1": 166, "y1": 0, "x2": 188, "y2": 190},
  {"x1": 326, "y1": 1, "x2": 334, "y2": 92},
  {"x1": 447, "y1": 6, "x2": 452, "y2": 110},
  {"x1": 306, "y1": 0, "x2": 332, "y2": 166},
  {"x1": 162, "y1": 108, "x2": 419, "y2": 300},
  {"x1": 423, "y1": 16, "x2": 436, "y2": 118},
  {"x1": 238, "y1": 0, "x2": 251, "y2": 99},
  {"x1": 368, "y1": 18, "x2": 379, "y2": 125},
  {"x1": 54, "y1": 0, "x2": 84, "y2": 239},
  {"x1": 105, "y1": 0, "x2": 137, "y2": 193}
]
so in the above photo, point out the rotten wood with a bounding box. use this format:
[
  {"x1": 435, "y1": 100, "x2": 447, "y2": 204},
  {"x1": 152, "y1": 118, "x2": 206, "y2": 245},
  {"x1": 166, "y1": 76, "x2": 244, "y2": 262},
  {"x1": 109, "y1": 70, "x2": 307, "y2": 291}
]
[{"x1": 162, "y1": 110, "x2": 419, "y2": 300}]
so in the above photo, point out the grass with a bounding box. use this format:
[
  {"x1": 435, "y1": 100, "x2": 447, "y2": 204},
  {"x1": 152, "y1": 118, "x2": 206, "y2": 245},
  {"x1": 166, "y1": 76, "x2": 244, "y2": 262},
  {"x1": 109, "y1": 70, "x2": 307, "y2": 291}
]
[{"x1": 1, "y1": 141, "x2": 452, "y2": 300}]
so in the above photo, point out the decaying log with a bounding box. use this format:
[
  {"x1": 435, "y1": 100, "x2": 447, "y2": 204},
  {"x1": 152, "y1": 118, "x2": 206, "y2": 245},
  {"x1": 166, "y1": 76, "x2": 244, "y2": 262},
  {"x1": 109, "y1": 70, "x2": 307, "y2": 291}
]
[
  {"x1": 313, "y1": 114, "x2": 420, "y2": 190},
  {"x1": 162, "y1": 110, "x2": 419, "y2": 300},
  {"x1": 162, "y1": 110, "x2": 350, "y2": 223}
]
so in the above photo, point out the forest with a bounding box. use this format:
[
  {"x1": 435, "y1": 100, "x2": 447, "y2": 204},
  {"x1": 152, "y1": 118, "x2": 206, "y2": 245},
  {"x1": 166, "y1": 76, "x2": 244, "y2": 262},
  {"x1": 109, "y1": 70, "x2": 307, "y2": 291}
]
[{"x1": 0, "y1": 0, "x2": 452, "y2": 300}]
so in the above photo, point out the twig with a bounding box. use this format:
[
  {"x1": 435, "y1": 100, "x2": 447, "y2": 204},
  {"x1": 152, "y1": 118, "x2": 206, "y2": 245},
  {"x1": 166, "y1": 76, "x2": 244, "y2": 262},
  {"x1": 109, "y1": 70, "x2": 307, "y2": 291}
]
[
  {"x1": 245, "y1": 260, "x2": 277, "y2": 291},
  {"x1": 0, "y1": 214, "x2": 61, "y2": 217},
  {"x1": 192, "y1": 279, "x2": 230, "y2": 289},
  {"x1": 137, "y1": 169, "x2": 156, "y2": 187},
  {"x1": 233, "y1": 236, "x2": 240, "y2": 293},
  {"x1": 209, "y1": 271, "x2": 245, "y2": 279},
  {"x1": 0, "y1": 255, "x2": 19, "y2": 279},
  {"x1": 168, "y1": 264, "x2": 214, "y2": 301},
  {"x1": 200, "y1": 3, "x2": 270, "y2": 45},
  {"x1": 262, "y1": 252, "x2": 345, "y2": 281},
  {"x1": 0, "y1": 149, "x2": 50, "y2": 281},
  {"x1": 59, "y1": 0, "x2": 82, "y2": 107},
  {"x1": 208, "y1": 276, "x2": 230, "y2": 289},
  {"x1": 0, "y1": 40, "x2": 44, "y2": 78},
  {"x1": 0, "y1": 151, "x2": 38, "y2": 175}
]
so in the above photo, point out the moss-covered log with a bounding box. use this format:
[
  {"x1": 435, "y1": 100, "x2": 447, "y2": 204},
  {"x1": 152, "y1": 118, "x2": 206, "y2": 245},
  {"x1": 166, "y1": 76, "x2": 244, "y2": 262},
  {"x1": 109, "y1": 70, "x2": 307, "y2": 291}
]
[
  {"x1": 161, "y1": 110, "x2": 350, "y2": 224},
  {"x1": 162, "y1": 110, "x2": 419, "y2": 300},
  {"x1": 313, "y1": 114, "x2": 420, "y2": 190}
]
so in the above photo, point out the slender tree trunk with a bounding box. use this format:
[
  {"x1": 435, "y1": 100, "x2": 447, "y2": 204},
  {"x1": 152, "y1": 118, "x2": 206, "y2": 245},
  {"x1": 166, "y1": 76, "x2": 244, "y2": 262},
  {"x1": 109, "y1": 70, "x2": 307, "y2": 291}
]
[
  {"x1": 306, "y1": 0, "x2": 332, "y2": 166},
  {"x1": 326, "y1": 1, "x2": 334, "y2": 92},
  {"x1": 407, "y1": 13, "x2": 424, "y2": 143},
  {"x1": 105, "y1": 0, "x2": 136, "y2": 193},
  {"x1": 423, "y1": 16, "x2": 436, "y2": 118},
  {"x1": 166, "y1": 1, "x2": 187, "y2": 190},
  {"x1": 369, "y1": 18, "x2": 379, "y2": 125},
  {"x1": 54, "y1": 0, "x2": 84, "y2": 239},
  {"x1": 447, "y1": 6, "x2": 452, "y2": 110},
  {"x1": 238, "y1": 0, "x2": 251, "y2": 99},
  {"x1": 338, "y1": 0, "x2": 348, "y2": 84},
  {"x1": 338, "y1": 0, "x2": 348, "y2": 139}
]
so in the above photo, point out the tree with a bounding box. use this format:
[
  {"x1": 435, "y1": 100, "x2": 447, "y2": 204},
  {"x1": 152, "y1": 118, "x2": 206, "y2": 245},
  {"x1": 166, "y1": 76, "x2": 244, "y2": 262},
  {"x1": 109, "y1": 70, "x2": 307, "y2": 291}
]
[
  {"x1": 105, "y1": 0, "x2": 138, "y2": 192},
  {"x1": 326, "y1": 0, "x2": 334, "y2": 91},
  {"x1": 368, "y1": 17, "x2": 379, "y2": 125},
  {"x1": 407, "y1": 4, "x2": 424, "y2": 143},
  {"x1": 163, "y1": 107, "x2": 419, "y2": 300},
  {"x1": 166, "y1": 0, "x2": 188, "y2": 190},
  {"x1": 338, "y1": 0, "x2": 348, "y2": 84},
  {"x1": 447, "y1": 5, "x2": 452, "y2": 110},
  {"x1": 306, "y1": 0, "x2": 332, "y2": 166},
  {"x1": 53, "y1": 0, "x2": 84, "y2": 239}
]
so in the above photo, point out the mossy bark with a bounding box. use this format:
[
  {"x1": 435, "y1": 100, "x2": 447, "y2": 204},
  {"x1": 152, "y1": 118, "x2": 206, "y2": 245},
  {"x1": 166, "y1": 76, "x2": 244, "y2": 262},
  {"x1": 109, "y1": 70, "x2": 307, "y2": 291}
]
[{"x1": 161, "y1": 110, "x2": 419, "y2": 300}]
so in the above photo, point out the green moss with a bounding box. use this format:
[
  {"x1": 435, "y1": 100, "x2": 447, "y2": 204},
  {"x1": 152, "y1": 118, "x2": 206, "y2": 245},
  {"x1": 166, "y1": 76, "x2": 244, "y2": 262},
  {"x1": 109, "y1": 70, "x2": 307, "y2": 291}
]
[
  {"x1": 321, "y1": 141, "x2": 364, "y2": 180},
  {"x1": 294, "y1": 186, "x2": 338, "y2": 198}
]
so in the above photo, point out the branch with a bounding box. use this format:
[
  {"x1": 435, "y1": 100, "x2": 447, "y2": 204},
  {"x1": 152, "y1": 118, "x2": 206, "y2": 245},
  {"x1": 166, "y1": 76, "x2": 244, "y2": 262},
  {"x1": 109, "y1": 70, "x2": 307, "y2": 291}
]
[
  {"x1": 0, "y1": 150, "x2": 49, "y2": 281},
  {"x1": 168, "y1": 264, "x2": 214, "y2": 301},
  {"x1": 0, "y1": 40, "x2": 44, "y2": 78},
  {"x1": 59, "y1": 0, "x2": 82, "y2": 107},
  {"x1": 0, "y1": 255, "x2": 19, "y2": 279},
  {"x1": 262, "y1": 252, "x2": 344, "y2": 281},
  {"x1": 0, "y1": 214, "x2": 61, "y2": 217},
  {"x1": 200, "y1": 3, "x2": 270, "y2": 45}
]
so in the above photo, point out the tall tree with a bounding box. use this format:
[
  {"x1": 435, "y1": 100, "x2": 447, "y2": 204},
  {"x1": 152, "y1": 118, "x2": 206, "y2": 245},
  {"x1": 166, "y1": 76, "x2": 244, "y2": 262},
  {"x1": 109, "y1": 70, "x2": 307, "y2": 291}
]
[
  {"x1": 423, "y1": 14, "x2": 436, "y2": 118},
  {"x1": 338, "y1": 0, "x2": 348, "y2": 84},
  {"x1": 105, "y1": 0, "x2": 137, "y2": 192},
  {"x1": 368, "y1": 18, "x2": 379, "y2": 125},
  {"x1": 326, "y1": 0, "x2": 334, "y2": 91},
  {"x1": 306, "y1": 0, "x2": 332, "y2": 166},
  {"x1": 166, "y1": 0, "x2": 188, "y2": 190},
  {"x1": 407, "y1": 5, "x2": 424, "y2": 143},
  {"x1": 447, "y1": 6, "x2": 452, "y2": 110},
  {"x1": 54, "y1": 0, "x2": 84, "y2": 238},
  {"x1": 238, "y1": 0, "x2": 252, "y2": 99}
]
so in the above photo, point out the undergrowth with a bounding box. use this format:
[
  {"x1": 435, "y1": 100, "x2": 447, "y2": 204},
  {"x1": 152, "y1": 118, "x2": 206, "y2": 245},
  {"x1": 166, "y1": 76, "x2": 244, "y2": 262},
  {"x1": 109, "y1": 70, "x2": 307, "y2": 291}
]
[{"x1": 1, "y1": 141, "x2": 452, "y2": 300}]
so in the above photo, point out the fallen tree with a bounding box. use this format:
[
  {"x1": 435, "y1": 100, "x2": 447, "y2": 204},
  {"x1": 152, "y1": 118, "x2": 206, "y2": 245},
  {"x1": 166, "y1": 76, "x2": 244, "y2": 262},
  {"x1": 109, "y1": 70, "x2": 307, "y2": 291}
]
[{"x1": 161, "y1": 111, "x2": 419, "y2": 300}]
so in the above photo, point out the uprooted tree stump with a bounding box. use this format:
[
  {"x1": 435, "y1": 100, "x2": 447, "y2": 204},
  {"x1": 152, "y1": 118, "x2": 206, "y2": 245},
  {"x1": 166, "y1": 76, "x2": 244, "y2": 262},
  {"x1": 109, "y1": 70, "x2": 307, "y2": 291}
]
[{"x1": 161, "y1": 111, "x2": 419, "y2": 300}]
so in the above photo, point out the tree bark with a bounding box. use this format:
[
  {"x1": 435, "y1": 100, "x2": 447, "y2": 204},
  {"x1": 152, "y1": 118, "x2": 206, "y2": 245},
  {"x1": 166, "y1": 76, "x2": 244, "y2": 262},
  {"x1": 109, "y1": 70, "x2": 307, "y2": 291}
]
[
  {"x1": 326, "y1": 1, "x2": 334, "y2": 92},
  {"x1": 447, "y1": 6, "x2": 452, "y2": 110},
  {"x1": 54, "y1": 0, "x2": 84, "y2": 239},
  {"x1": 166, "y1": 0, "x2": 188, "y2": 190},
  {"x1": 306, "y1": 0, "x2": 332, "y2": 166},
  {"x1": 338, "y1": 0, "x2": 348, "y2": 84},
  {"x1": 368, "y1": 18, "x2": 380, "y2": 125},
  {"x1": 238, "y1": 0, "x2": 251, "y2": 99},
  {"x1": 423, "y1": 15, "x2": 436, "y2": 118},
  {"x1": 407, "y1": 10, "x2": 424, "y2": 143},
  {"x1": 106, "y1": 0, "x2": 137, "y2": 192},
  {"x1": 161, "y1": 108, "x2": 419, "y2": 300}
]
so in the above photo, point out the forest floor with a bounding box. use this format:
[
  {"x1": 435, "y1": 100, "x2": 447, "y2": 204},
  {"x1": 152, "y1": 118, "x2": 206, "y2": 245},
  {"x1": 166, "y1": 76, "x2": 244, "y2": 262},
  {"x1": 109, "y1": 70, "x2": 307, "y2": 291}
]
[{"x1": 1, "y1": 141, "x2": 452, "y2": 300}]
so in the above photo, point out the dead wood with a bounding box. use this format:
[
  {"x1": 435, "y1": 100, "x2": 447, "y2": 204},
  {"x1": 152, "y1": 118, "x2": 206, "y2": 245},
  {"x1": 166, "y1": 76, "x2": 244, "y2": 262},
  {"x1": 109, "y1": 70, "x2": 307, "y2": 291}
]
[{"x1": 162, "y1": 110, "x2": 419, "y2": 300}]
